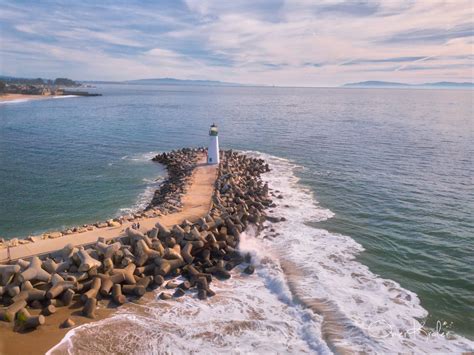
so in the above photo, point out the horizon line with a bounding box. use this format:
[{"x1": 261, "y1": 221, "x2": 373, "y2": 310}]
[{"x1": 1, "y1": 74, "x2": 473, "y2": 89}]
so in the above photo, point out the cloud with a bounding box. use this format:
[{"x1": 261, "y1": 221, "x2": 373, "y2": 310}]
[
  {"x1": 397, "y1": 63, "x2": 473, "y2": 71},
  {"x1": 382, "y1": 23, "x2": 474, "y2": 44},
  {"x1": 341, "y1": 56, "x2": 428, "y2": 65},
  {"x1": 316, "y1": 1, "x2": 381, "y2": 17},
  {"x1": 0, "y1": 0, "x2": 472, "y2": 85}
]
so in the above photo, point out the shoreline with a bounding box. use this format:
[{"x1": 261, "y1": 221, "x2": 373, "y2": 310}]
[
  {"x1": 0, "y1": 149, "x2": 220, "y2": 354},
  {"x1": 0, "y1": 94, "x2": 84, "y2": 104},
  {"x1": 0, "y1": 149, "x2": 272, "y2": 354},
  {"x1": 1, "y1": 149, "x2": 473, "y2": 354},
  {"x1": 0, "y1": 149, "x2": 204, "y2": 260},
  {"x1": 0, "y1": 93, "x2": 54, "y2": 103}
]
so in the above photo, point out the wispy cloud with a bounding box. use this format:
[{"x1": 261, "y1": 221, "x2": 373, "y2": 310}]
[
  {"x1": 342, "y1": 56, "x2": 428, "y2": 65},
  {"x1": 315, "y1": 1, "x2": 381, "y2": 17},
  {"x1": 382, "y1": 23, "x2": 474, "y2": 44},
  {"x1": 0, "y1": 0, "x2": 472, "y2": 85}
]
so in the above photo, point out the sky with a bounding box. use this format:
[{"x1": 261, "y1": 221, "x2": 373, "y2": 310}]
[{"x1": 0, "y1": 0, "x2": 473, "y2": 86}]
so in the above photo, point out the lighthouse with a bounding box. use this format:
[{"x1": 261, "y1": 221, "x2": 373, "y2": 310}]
[{"x1": 207, "y1": 123, "x2": 220, "y2": 165}]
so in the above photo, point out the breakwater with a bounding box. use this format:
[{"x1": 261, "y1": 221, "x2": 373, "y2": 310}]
[
  {"x1": 148, "y1": 148, "x2": 201, "y2": 212},
  {"x1": 0, "y1": 149, "x2": 271, "y2": 334}
]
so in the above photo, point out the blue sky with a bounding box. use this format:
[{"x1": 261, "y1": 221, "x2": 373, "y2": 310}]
[{"x1": 0, "y1": 0, "x2": 472, "y2": 86}]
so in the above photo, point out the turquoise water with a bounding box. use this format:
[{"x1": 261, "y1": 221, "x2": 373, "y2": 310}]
[{"x1": 0, "y1": 85, "x2": 472, "y2": 340}]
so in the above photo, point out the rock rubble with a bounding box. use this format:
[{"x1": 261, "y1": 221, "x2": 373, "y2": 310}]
[{"x1": 0, "y1": 149, "x2": 272, "y2": 333}]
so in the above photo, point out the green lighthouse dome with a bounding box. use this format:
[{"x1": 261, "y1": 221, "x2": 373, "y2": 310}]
[{"x1": 209, "y1": 124, "x2": 218, "y2": 136}]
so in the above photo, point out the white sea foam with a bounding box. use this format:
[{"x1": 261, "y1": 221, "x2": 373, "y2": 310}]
[
  {"x1": 121, "y1": 151, "x2": 160, "y2": 162},
  {"x1": 0, "y1": 95, "x2": 77, "y2": 105},
  {"x1": 118, "y1": 177, "x2": 165, "y2": 216},
  {"x1": 116, "y1": 151, "x2": 164, "y2": 215},
  {"x1": 244, "y1": 151, "x2": 473, "y2": 353},
  {"x1": 0, "y1": 98, "x2": 37, "y2": 105},
  {"x1": 48, "y1": 243, "x2": 332, "y2": 354},
  {"x1": 47, "y1": 151, "x2": 473, "y2": 354},
  {"x1": 53, "y1": 95, "x2": 78, "y2": 99}
]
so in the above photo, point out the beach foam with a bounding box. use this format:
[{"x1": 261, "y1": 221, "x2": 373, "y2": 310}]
[
  {"x1": 47, "y1": 228, "x2": 332, "y2": 354},
  {"x1": 0, "y1": 98, "x2": 38, "y2": 104},
  {"x1": 0, "y1": 95, "x2": 77, "y2": 105},
  {"x1": 52, "y1": 95, "x2": 78, "y2": 99},
  {"x1": 117, "y1": 151, "x2": 165, "y2": 215},
  {"x1": 47, "y1": 151, "x2": 473, "y2": 354},
  {"x1": 245, "y1": 151, "x2": 473, "y2": 353},
  {"x1": 117, "y1": 177, "x2": 164, "y2": 215},
  {"x1": 121, "y1": 151, "x2": 161, "y2": 162}
]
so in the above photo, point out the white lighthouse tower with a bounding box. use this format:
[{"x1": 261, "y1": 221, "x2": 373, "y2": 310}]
[{"x1": 207, "y1": 123, "x2": 220, "y2": 165}]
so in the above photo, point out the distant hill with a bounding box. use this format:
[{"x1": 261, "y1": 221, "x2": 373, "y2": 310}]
[
  {"x1": 425, "y1": 82, "x2": 474, "y2": 88},
  {"x1": 2, "y1": 76, "x2": 245, "y2": 87},
  {"x1": 125, "y1": 78, "x2": 243, "y2": 86},
  {"x1": 343, "y1": 81, "x2": 474, "y2": 89}
]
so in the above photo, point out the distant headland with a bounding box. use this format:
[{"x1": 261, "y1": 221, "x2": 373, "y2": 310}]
[
  {"x1": 0, "y1": 76, "x2": 101, "y2": 101},
  {"x1": 83, "y1": 77, "x2": 245, "y2": 87},
  {"x1": 343, "y1": 81, "x2": 474, "y2": 89}
]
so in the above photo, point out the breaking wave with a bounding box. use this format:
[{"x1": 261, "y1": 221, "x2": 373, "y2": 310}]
[{"x1": 47, "y1": 151, "x2": 473, "y2": 354}]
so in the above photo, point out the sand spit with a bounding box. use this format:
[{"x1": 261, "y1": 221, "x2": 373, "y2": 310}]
[{"x1": 0, "y1": 149, "x2": 273, "y2": 355}]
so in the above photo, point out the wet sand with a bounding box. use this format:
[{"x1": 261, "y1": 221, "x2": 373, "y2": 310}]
[{"x1": 0, "y1": 156, "x2": 217, "y2": 355}]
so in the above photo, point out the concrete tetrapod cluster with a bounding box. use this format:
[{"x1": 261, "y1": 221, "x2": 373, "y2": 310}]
[
  {"x1": 148, "y1": 147, "x2": 203, "y2": 212},
  {"x1": 0, "y1": 150, "x2": 272, "y2": 333}
]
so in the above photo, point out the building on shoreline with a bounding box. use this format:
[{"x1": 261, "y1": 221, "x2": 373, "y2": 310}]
[
  {"x1": 1, "y1": 83, "x2": 65, "y2": 96},
  {"x1": 0, "y1": 77, "x2": 77, "y2": 96}
]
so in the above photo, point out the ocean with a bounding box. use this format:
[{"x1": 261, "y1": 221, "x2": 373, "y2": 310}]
[{"x1": 1, "y1": 84, "x2": 473, "y2": 352}]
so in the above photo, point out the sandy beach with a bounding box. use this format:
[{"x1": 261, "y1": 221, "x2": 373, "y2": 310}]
[
  {"x1": 0, "y1": 157, "x2": 216, "y2": 263},
  {"x1": 0, "y1": 155, "x2": 217, "y2": 355},
  {"x1": 0, "y1": 94, "x2": 52, "y2": 103}
]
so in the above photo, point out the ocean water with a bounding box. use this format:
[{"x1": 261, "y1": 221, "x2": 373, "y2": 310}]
[{"x1": 1, "y1": 84, "x2": 473, "y2": 352}]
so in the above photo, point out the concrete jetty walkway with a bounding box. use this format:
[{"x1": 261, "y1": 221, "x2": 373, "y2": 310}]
[{"x1": 0, "y1": 157, "x2": 217, "y2": 263}]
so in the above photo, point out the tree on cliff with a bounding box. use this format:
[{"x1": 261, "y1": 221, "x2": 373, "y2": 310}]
[
  {"x1": 54, "y1": 78, "x2": 78, "y2": 87},
  {"x1": 0, "y1": 80, "x2": 5, "y2": 93}
]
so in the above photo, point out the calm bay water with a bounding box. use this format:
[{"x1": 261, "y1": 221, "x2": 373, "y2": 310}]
[{"x1": 1, "y1": 84, "x2": 473, "y2": 341}]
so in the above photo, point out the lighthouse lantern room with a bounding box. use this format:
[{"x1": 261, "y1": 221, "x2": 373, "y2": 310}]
[{"x1": 208, "y1": 123, "x2": 220, "y2": 165}]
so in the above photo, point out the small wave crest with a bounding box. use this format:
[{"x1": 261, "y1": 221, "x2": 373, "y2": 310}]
[
  {"x1": 115, "y1": 152, "x2": 164, "y2": 214},
  {"x1": 114, "y1": 151, "x2": 164, "y2": 215},
  {"x1": 121, "y1": 151, "x2": 160, "y2": 162},
  {"x1": 117, "y1": 177, "x2": 164, "y2": 216}
]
